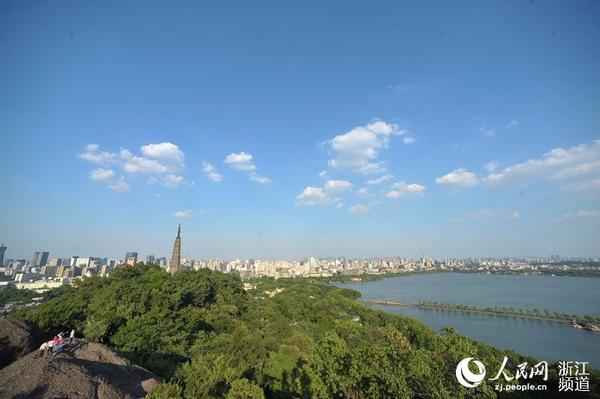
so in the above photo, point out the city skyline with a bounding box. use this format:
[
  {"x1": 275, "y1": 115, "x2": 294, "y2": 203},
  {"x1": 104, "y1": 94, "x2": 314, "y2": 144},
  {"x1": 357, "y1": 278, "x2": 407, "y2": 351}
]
[{"x1": 1, "y1": 1, "x2": 600, "y2": 259}]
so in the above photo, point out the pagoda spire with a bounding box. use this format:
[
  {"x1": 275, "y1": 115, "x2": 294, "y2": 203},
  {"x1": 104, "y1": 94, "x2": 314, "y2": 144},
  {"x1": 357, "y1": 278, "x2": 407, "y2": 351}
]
[{"x1": 169, "y1": 225, "x2": 182, "y2": 273}]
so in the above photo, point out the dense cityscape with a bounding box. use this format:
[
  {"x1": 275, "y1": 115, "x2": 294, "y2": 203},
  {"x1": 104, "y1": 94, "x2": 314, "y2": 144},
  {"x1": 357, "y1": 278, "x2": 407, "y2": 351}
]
[{"x1": 1, "y1": 229, "x2": 598, "y2": 295}]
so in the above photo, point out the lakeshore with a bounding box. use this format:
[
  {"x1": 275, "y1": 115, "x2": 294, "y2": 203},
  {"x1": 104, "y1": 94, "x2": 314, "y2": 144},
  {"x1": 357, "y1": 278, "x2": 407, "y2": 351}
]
[
  {"x1": 366, "y1": 299, "x2": 600, "y2": 331},
  {"x1": 342, "y1": 273, "x2": 600, "y2": 364}
]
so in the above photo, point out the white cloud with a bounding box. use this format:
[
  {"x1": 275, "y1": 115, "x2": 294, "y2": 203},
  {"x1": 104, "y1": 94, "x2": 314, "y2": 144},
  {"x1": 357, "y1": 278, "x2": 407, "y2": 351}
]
[
  {"x1": 224, "y1": 152, "x2": 256, "y2": 171},
  {"x1": 224, "y1": 152, "x2": 272, "y2": 184},
  {"x1": 366, "y1": 175, "x2": 393, "y2": 185},
  {"x1": 318, "y1": 170, "x2": 329, "y2": 179},
  {"x1": 327, "y1": 120, "x2": 412, "y2": 174},
  {"x1": 174, "y1": 210, "x2": 194, "y2": 218},
  {"x1": 551, "y1": 160, "x2": 600, "y2": 179},
  {"x1": 202, "y1": 161, "x2": 223, "y2": 182},
  {"x1": 559, "y1": 210, "x2": 600, "y2": 221},
  {"x1": 295, "y1": 186, "x2": 339, "y2": 207},
  {"x1": 120, "y1": 149, "x2": 169, "y2": 174},
  {"x1": 483, "y1": 139, "x2": 600, "y2": 184},
  {"x1": 436, "y1": 167, "x2": 479, "y2": 188},
  {"x1": 386, "y1": 182, "x2": 426, "y2": 198},
  {"x1": 78, "y1": 144, "x2": 117, "y2": 164},
  {"x1": 508, "y1": 211, "x2": 521, "y2": 220},
  {"x1": 108, "y1": 176, "x2": 130, "y2": 192},
  {"x1": 89, "y1": 168, "x2": 114, "y2": 181},
  {"x1": 484, "y1": 161, "x2": 499, "y2": 173},
  {"x1": 249, "y1": 174, "x2": 272, "y2": 184},
  {"x1": 141, "y1": 142, "x2": 185, "y2": 170},
  {"x1": 78, "y1": 142, "x2": 190, "y2": 191},
  {"x1": 295, "y1": 180, "x2": 352, "y2": 207},
  {"x1": 348, "y1": 201, "x2": 379, "y2": 215},
  {"x1": 505, "y1": 119, "x2": 519, "y2": 130},
  {"x1": 148, "y1": 174, "x2": 187, "y2": 188},
  {"x1": 324, "y1": 179, "x2": 352, "y2": 192},
  {"x1": 562, "y1": 178, "x2": 600, "y2": 192}
]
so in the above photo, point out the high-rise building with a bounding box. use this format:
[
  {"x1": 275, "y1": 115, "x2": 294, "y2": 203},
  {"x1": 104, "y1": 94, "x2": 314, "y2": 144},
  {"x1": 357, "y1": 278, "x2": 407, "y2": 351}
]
[
  {"x1": 125, "y1": 252, "x2": 138, "y2": 264},
  {"x1": 48, "y1": 257, "x2": 62, "y2": 267},
  {"x1": 31, "y1": 251, "x2": 50, "y2": 267},
  {"x1": 146, "y1": 255, "x2": 155, "y2": 264},
  {"x1": 168, "y1": 225, "x2": 182, "y2": 273},
  {"x1": 0, "y1": 244, "x2": 6, "y2": 267}
]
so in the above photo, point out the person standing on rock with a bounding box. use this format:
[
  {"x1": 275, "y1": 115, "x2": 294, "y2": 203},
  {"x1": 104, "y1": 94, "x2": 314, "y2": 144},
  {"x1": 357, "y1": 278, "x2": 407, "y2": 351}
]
[
  {"x1": 68, "y1": 329, "x2": 75, "y2": 344},
  {"x1": 36, "y1": 341, "x2": 48, "y2": 358}
]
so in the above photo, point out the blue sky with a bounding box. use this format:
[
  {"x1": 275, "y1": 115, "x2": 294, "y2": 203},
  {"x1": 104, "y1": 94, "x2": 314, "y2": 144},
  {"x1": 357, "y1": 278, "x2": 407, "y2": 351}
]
[{"x1": 1, "y1": 0, "x2": 599, "y2": 260}]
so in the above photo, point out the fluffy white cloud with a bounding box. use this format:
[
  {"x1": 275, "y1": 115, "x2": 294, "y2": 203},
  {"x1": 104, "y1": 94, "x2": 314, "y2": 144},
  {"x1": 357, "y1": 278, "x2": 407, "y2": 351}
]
[
  {"x1": 224, "y1": 152, "x2": 272, "y2": 184},
  {"x1": 318, "y1": 170, "x2": 328, "y2": 179},
  {"x1": 366, "y1": 175, "x2": 393, "y2": 185},
  {"x1": 560, "y1": 210, "x2": 600, "y2": 220},
  {"x1": 78, "y1": 144, "x2": 117, "y2": 164},
  {"x1": 348, "y1": 201, "x2": 379, "y2": 215},
  {"x1": 202, "y1": 161, "x2": 223, "y2": 182},
  {"x1": 79, "y1": 142, "x2": 189, "y2": 191},
  {"x1": 225, "y1": 152, "x2": 256, "y2": 172},
  {"x1": 108, "y1": 176, "x2": 130, "y2": 192},
  {"x1": 436, "y1": 167, "x2": 479, "y2": 188},
  {"x1": 120, "y1": 149, "x2": 169, "y2": 174},
  {"x1": 88, "y1": 167, "x2": 129, "y2": 192},
  {"x1": 324, "y1": 179, "x2": 352, "y2": 192},
  {"x1": 89, "y1": 168, "x2": 114, "y2": 181},
  {"x1": 148, "y1": 174, "x2": 187, "y2": 188},
  {"x1": 174, "y1": 210, "x2": 194, "y2": 218},
  {"x1": 141, "y1": 143, "x2": 184, "y2": 166},
  {"x1": 295, "y1": 180, "x2": 353, "y2": 207},
  {"x1": 327, "y1": 120, "x2": 412, "y2": 174},
  {"x1": 386, "y1": 182, "x2": 426, "y2": 198},
  {"x1": 295, "y1": 186, "x2": 339, "y2": 207},
  {"x1": 483, "y1": 139, "x2": 600, "y2": 184},
  {"x1": 250, "y1": 174, "x2": 273, "y2": 184}
]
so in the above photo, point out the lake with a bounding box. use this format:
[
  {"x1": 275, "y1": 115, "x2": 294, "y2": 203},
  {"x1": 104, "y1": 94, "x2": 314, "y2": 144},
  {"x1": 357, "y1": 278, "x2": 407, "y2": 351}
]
[{"x1": 338, "y1": 273, "x2": 600, "y2": 366}]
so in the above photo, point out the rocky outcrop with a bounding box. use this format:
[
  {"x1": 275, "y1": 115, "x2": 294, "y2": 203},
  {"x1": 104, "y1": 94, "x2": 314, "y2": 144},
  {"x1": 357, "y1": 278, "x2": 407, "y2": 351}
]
[
  {"x1": 0, "y1": 339, "x2": 160, "y2": 399},
  {"x1": 0, "y1": 317, "x2": 43, "y2": 369}
]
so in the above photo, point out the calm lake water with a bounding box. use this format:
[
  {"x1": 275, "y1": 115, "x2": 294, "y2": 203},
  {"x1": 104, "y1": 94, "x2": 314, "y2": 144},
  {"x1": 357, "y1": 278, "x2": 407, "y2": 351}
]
[{"x1": 339, "y1": 273, "x2": 600, "y2": 366}]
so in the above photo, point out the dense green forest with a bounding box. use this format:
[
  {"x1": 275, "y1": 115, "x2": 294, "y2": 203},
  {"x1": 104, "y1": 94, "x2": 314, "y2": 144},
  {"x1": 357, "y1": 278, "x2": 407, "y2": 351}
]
[{"x1": 12, "y1": 264, "x2": 600, "y2": 398}]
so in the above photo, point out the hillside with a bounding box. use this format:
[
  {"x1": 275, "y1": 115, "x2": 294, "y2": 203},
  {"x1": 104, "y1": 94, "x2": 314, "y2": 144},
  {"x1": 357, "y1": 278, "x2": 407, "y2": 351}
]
[
  {"x1": 9, "y1": 264, "x2": 600, "y2": 398},
  {"x1": 0, "y1": 338, "x2": 159, "y2": 399}
]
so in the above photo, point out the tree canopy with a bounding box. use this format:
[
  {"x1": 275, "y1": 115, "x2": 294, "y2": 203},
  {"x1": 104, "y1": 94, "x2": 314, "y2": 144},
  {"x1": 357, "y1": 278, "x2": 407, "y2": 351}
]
[{"x1": 15, "y1": 264, "x2": 598, "y2": 398}]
